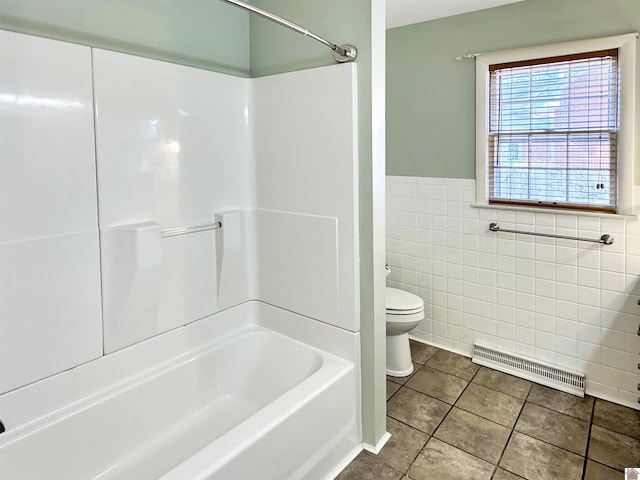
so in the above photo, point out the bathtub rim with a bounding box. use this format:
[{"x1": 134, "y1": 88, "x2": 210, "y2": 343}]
[
  {"x1": 0, "y1": 326, "x2": 339, "y2": 449},
  {"x1": 0, "y1": 300, "x2": 360, "y2": 439}
]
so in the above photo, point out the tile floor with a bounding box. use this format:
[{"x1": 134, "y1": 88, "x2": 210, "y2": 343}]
[{"x1": 337, "y1": 341, "x2": 640, "y2": 480}]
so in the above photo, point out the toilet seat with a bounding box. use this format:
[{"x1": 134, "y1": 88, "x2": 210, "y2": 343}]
[
  {"x1": 386, "y1": 310, "x2": 425, "y2": 323},
  {"x1": 386, "y1": 287, "x2": 424, "y2": 314},
  {"x1": 387, "y1": 306, "x2": 424, "y2": 316}
]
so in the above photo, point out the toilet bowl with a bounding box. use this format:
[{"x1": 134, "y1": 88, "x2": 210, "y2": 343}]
[{"x1": 386, "y1": 287, "x2": 424, "y2": 377}]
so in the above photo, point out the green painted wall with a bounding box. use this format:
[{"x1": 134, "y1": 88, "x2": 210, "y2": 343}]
[
  {"x1": 0, "y1": 0, "x2": 250, "y2": 76},
  {"x1": 387, "y1": 0, "x2": 640, "y2": 179},
  {"x1": 250, "y1": 0, "x2": 387, "y2": 446}
]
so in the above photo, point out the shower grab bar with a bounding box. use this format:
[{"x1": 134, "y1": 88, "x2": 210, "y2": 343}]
[
  {"x1": 161, "y1": 221, "x2": 222, "y2": 238},
  {"x1": 489, "y1": 222, "x2": 614, "y2": 245},
  {"x1": 218, "y1": 0, "x2": 357, "y2": 63}
]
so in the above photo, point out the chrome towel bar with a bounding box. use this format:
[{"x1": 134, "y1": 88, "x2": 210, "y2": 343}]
[
  {"x1": 161, "y1": 221, "x2": 222, "y2": 238},
  {"x1": 489, "y1": 222, "x2": 614, "y2": 245}
]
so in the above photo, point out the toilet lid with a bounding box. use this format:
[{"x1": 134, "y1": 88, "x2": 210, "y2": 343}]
[{"x1": 386, "y1": 287, "x2": 424, "y2": 312}]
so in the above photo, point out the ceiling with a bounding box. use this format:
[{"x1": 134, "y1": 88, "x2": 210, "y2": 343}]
[{"x1": 386, "y1": 0, "x2": 526, "y2": 29}]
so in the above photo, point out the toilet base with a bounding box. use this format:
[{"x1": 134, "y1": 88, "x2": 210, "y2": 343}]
[{"x1": 386, "y1": 332, "x2": 414, "y2": 377}]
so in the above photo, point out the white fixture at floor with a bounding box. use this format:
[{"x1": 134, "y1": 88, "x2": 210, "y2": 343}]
[{"x1": 385, "y1": 284, "x2": 424, "y2": 377}]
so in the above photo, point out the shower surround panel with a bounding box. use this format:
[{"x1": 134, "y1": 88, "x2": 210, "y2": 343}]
[
  {"x1": 93, "y1": 50, "x2": 253, "y2": 352},
  {"x1": 0, "y1": 27, "x2": 360, "y2": 480},
  {"x1": 252, "y1": 66, "x2": 360, "y2": 331},
  {"x1": 386, "y1": 175, "x2": 640, "y2": 409},
  {"x1": 0, "y1": 30, "x2": 102, "y2": 394},
  {"x1": 0, "y1": 26, "x2": 359, "y2": 402}
]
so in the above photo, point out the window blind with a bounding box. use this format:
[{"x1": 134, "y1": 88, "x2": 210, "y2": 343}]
[{"x1": 488, "y1": 49, "x2": 619, "y2": 213}]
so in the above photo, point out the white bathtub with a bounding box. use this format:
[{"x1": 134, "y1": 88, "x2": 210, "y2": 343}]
[{"x1": 0, "y1": 302, "x2": 361, "y2": 480}]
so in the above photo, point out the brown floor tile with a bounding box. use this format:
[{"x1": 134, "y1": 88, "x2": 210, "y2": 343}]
[
  {"x1": 455, "y1": 382, "x2": 524, "y2": 427},
  {"x1": 377, "y1": 417, "x2": 429, "y2": 473},
  {"x1": 407, "y1": 438, "x2": 494, "y2": 480},
  {"x1": 387, "y1": 362, "x2": 420, "y2": 385},
  {"x1": 583, "y1": 460, "x2": 623, "y2": 480},
  {"x1": 386, "y1": 387, "x2": 450, "y2": 434},
  {"x1": 406, "y1": 366, "x2": 469, "y2": 404},
  {"x1": 515, "y1": 403, "x2": 590, "y2": 455},
  {"x1": 499, "y1": 432, "x2": 584, "y2": 480},
  {"x1": 527, "y1": 384, "x2": 594, "y2": 421},
  {"x1": 473, "y1": 367, "x2": 532, "y2": 400},
  {"x1": 387, "y1": 380, "x2": 401, "y2": 400},
  {"x1": 593, "y1": 398, "x2": 640, "y2": 440},
  {"x1": 425, "y1": 349, "x2": 479, "y2": 380},
  {"x1": 493, "y1": 468, "x2": 525, "y2": 479},
  {"x1": 588, "y1": 425, "x2": 640, "y2": 471},
  {"x1": 409, "y1": 340, "x2": 439, "y2": 364},
  {"x1": 434, "y1": 407, "x2": 511, "y2": 464},
  {"x1": 336, "y1": 452, "x2": 402, "y2": 480}
]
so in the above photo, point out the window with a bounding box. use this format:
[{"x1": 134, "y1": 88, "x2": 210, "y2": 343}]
[{"x1": 476, "y1": 34, "x2": 637, "y2": 215}]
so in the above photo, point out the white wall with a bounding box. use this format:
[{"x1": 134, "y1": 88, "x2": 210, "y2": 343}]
[
  {"x1": 0, "y1": 31, "x2": 102, "y2": 394},
  {"x1": 387, "y1": 175, "x2": 640, "y2": 409},
  {"x1": 0, "y1": 29, "x2": 360, "y2": 395},
  {"x1": 252, "y1": 65, "x2": 360, "y2": 332},
  {"x1": 92, "y1": 49, "x2": 253, "y2": 352}
]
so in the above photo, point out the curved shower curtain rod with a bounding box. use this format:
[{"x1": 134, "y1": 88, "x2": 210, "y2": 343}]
[{"x1": 218, "y1": 0, "x2": 357, "y2": 63}]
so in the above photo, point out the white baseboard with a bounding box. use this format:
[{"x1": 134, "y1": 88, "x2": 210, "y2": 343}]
[
  {"x1": 409, "y1": 333, "x2": 472, "y2": 358},
  {"x1": 324, "y1": 432, "x2": 393, "y2": 479},
  {"x1": 323, "y1": 444, "x2": 363, "y2": 480},
  {"x1": 363, "y1": 431, "x2": 392, "y2": 454}
]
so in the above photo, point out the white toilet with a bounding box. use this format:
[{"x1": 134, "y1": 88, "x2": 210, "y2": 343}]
[{"x1": 386, "y1": 286, "x2": 425, "y2": 377}]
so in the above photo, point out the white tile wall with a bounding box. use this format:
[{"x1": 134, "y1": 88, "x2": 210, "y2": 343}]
[{"x1": 387, "y1": 175, "x2": 640, "y2": 409}]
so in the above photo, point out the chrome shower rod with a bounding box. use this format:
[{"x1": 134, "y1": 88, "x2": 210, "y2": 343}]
[{"x1": 219, "y1": 0, "x2": 357, "y2": 63}]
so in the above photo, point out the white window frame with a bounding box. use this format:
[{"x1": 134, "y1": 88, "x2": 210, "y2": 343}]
[{"x1": 475, "y1": 33, "x2": 637, "y2": 215}]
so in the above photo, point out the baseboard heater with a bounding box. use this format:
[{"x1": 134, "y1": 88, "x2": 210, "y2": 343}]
[{"x1": 471, "y1": 344, "x2": 586, "y2": 397}]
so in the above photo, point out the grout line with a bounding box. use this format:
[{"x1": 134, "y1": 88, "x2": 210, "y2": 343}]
[
  {"x1": 587, "y1": 459, "x2": 624, "y2": 474},
  {"x1": 423, "y1": 363, "x2": 477, "y2": 382},
  {"x1": 386, "y1": 384, "x2": 402, "y2": 403},
  {"x1": 387, "y1": 382, "x2": 455, "y2": 435},
  {"x1": 456, "y1": 374, "x2": 532, "y2": 429},
  {"x1": 509, "y1": 403, "x2": 591, "y2": 458},
  {"x1": 580, "y1": 400, "x2": 596, "y2": 480},
  {"x1": 412, "y1": 367, "x2": 487, "y2": 467},
  {"x1": 591, "y1": 420, "x2": 640, "y2": 442},
  {"x1": 494, "y1": 388, "x2": 529, "y2": 478}
]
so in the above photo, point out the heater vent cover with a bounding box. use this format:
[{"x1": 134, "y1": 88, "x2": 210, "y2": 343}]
[{"x1": 472, "y1": 344, "x2": 586, "y2": 396}]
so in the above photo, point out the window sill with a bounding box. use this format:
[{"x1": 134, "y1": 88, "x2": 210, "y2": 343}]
[{"x1": 471, "y1": 203, "x2": 638, "y2": 220}]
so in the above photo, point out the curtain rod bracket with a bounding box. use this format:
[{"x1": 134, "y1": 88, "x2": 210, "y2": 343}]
[
  {"x1": 455, "y1": 53, "x2": 479, "y2": 61},
  {"x1": 333, "y1": 44, "x2": 357, "y2": 63}
]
